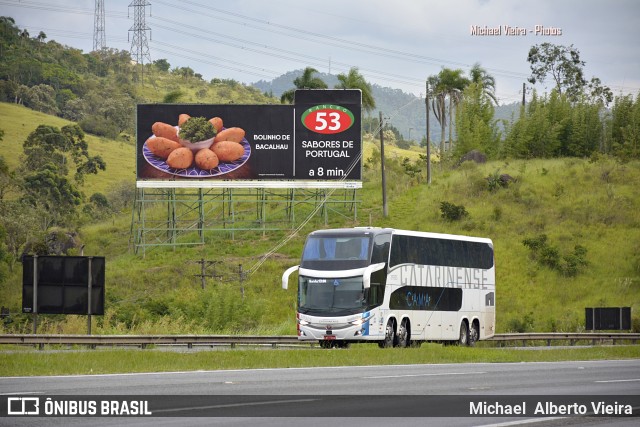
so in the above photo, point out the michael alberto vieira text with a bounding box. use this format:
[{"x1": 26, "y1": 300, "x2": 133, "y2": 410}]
[{"x1": 470, "y1": 400, "x2": 633, "y2": 416}]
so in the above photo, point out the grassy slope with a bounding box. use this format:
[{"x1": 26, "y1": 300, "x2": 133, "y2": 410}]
[
  {"x1": 1, "y1": 102, "x2": 639, "y2": 337},
  {"x1": 0, "y1": 103, "x2": 135, "y2": 196}
]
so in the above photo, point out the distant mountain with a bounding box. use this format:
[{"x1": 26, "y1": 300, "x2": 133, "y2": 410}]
[{"x1": 252, "y1": 70, "x2": 519, "y2": 142}]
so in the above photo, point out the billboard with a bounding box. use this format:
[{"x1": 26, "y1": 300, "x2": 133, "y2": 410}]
[
  {"x1": 136, "y1": 89, "x2": 362, "y2": 188},
  {"x1": 22, "y1": 256, "x2": 105, "y2": 315}
]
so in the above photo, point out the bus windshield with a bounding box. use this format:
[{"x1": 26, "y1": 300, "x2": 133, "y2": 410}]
[
  {"x1": 301, "y1": 236, "x2": 371, "y2": 270},
  {"x1": 298, "y1": 276, "x2": 365, "y2": 315}
]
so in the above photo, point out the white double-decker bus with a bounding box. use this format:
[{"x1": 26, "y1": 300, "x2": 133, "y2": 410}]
[{"x1": 282, "y1": 227, "x2": 495, "y2": 348}]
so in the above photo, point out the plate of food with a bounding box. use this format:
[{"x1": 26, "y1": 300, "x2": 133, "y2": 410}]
[{"x1": 142, "y1": 116, "x2": 251, "y2": 178}]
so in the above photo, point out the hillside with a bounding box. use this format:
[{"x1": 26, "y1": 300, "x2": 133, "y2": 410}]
[
  {"x1": 0, "y1": 103, "x2": 135, "y2": 196},
  {"x1": 0, "y1": 100, "x2": 638, "y2": 335}
]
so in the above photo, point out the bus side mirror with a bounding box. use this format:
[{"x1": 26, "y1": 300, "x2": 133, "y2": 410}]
[
  {"x1": 282, "y1": 265, "x2": 299, "y2": 290},
  {"x1": 363, "y1": 263, "x2": 386, "y2": 289}
]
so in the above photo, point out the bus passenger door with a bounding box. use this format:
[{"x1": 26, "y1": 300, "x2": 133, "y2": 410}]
[
  {"x1": 424, "y1": 310, "x2": 442, "y2": 340},
  {"x1": 482, "y1": 291, "x2": 496, "y2": 338}
]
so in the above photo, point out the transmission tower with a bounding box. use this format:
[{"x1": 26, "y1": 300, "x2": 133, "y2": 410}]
[
  {"x1": 93, "y1": 0, "x2": 106, "y2": 51},
  {"x1": 128, "y1": 0, "x2": 152, "y2": 84}
]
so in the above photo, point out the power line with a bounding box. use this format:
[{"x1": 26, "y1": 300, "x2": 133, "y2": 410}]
[
  {"x1": 154, "y1": 0, "x2": 530, "y2": 80},
  {"x1": 150, "y1": 18, "x2": 428, "y2": 90},
  {"x1": 0, "y1": 0, "x2": 127, "y2": 18}
]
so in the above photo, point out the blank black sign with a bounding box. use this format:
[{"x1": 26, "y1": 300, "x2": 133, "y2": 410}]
[
  {"x1": 22, "y1": 256, "x2": 105, "y2": 315},
  {"x1": 585, "y1": 307, "x2": 631, "y2": 330}
]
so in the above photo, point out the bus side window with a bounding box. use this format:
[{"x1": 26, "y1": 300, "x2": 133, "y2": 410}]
[{"x1": 372, "y1": 234, "x2": 391, "y2": 264}]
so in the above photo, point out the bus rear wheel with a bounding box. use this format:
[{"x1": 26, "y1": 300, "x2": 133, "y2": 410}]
[
  {"x1": 397, "y1": 319, "x2": 410, "y2": 348},
  {"x1": 468, "y1": 321, "x2": 479, "y2": 347}
]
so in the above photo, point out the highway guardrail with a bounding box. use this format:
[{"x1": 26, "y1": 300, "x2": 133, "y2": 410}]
[{"x1": 0, "y1": 332, "x2": 638, "y2": 349}]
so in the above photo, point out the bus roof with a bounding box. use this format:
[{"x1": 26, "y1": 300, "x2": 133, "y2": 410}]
[{"x1": 307, "y1": 227, "x2": 493, "y2": 245}]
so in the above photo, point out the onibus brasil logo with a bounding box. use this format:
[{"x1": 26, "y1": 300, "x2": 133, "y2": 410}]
[{"x1": 301, "y1": 104, "x2": 355, "y2": 135}]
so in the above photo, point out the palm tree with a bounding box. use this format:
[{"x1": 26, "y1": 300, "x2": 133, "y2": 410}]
[
  {"x1": 280, "y1": 67, "x2": 327, "y2": 104},
  {"x1": 469, "y1": 63, "x2": 497, "y2": 105},
  {"x1": 428, "y1": 74, "x2": 447, "y2": 156},
  {"x1": 335, "y1": 67, "x2": 376, "y2": 113},
  {"x1": 429, "y1": 68, "x2": 469, "y2": 154}
]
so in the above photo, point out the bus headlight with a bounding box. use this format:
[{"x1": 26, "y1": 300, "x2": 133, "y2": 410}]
[
  {"x1": 350, "y1": 314, "x2": 371, "y2": 326},
  {"x1": 298, "y1": 319, "x2": 309, "y2": 326}
]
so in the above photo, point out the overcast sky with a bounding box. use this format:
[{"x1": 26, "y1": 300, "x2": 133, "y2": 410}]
[{"x1": 3, "y1": 0, "x2": 639, "y2": 105}]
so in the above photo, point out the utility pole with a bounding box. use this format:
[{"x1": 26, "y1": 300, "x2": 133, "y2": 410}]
[
  {"x1": 128, "y1": 0, "x2": 152, "y2": 85},
  {"x1": 425, "y1": 81, "x2": 432, "y2": 185},
  {"x1": 193, "y1": 259, "x2": 221, "y2": 289},
  {"x1": 379, "y1": 111, "x2": 388, "y2": 217},
  {"x1": 238, "y1": 264, "x2": 245, "y2": 300},
  {"x1": 522, "y1": 82, "x2": 526, "y2": 106},
  {"x1": 93, "y1": 0, "x2": 106, "y2": 51}
]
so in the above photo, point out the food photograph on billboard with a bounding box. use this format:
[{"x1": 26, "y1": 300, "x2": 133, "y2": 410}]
[{"x1": 136, "y1": 89, "x2": 362, "y2": 187}]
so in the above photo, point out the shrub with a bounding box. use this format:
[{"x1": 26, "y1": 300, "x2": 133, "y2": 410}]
[
  {"x1": 440, "y1": 201, "x2": 468, "y2": 221},
  {"x1": 79, "y1": 115, "x2": 119, "y2": 139},
  {"x1": 523, "y1": 234, "x2": 588, "y2": 276}
]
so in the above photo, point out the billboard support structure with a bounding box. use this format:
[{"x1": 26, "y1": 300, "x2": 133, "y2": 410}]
[{"x1": 130, "y1": 187, "x2": 358, "y2": 255}]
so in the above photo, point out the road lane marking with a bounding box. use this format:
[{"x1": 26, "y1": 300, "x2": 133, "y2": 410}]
[
  {"x1": 479, "y1": 418, "x2": 565, "y2": 427},
  {"x1": 363, "y1": 371, "x2": 486, "y2": 379},
  {"x1": 595, "y1": 378, "x2": 640, "y2": 383},
  {"x1": 0, "y1": 391, "x2": 44, "y2": 396}
]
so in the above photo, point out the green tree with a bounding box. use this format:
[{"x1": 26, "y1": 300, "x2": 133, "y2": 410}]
[
  {"x1": 527, "y1": 43, "x2": 585, "y2": 99},
  {"x1": 0, "y1": 129, "x2": 16, "y2": 200},
  {"x1": 280, "y1": 67, "x2": 327, "y2": 104},
  {"x1": 22, "y1": 84, "x2": 58, "y2": 115},
  {"x1": 585, "y1": 77, "x2": 613, "y2": 106},
  {"x1": 22, "y1": 164, "x2": 83, "y2": 229},
  {"x1": 469, "y1": 63, "x2": 497, "y2": 105},
  {"x1": 609, "y1": 92, "x2": 640, "y2": 159},
  {"x1": 0, "y1": 201, "x2": 40, "y2": 268},
  {"x1": 503, "y1": 89, "x2": 606, "y2": 158},
  {"x1": 334, "y1": 67, "x2": 376, "y2": 113},
  {"x1": 564, "y1": 101, "x2": 602, "y2": 156},
  {"x1": 20, "y1": 124, "x2": 106, "y2": 227},
  {"x1": 153, "y1": 58, "x2": 171, "y2": 72},
  {"x1": 454, "y1": 83, "x2": 500, "y2": 158}
]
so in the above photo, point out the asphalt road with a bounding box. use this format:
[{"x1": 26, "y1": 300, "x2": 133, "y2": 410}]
[{"x1": 1, "y1": 359, "x2": 639, "y2": 426}]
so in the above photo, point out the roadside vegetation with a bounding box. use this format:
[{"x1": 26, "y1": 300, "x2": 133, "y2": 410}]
[{"x1": 2, "y1": 345, "x2": 639, "y2": 377}]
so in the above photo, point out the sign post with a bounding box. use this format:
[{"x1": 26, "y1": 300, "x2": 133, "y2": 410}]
[
  {"x1": 32, "y1": 255, "x2": 38, "y2": 334},
  {"x1": 87, "y1": 257, "x2": 93, "y2": 335}
]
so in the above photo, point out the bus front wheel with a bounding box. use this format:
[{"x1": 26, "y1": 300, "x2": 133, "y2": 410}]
[
  {"x1": 458, "y1": 322, "x2": 469, "y2": 346},
  {"x1": 379, "y1": 320, "x2": 396, "y2": 348}
]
